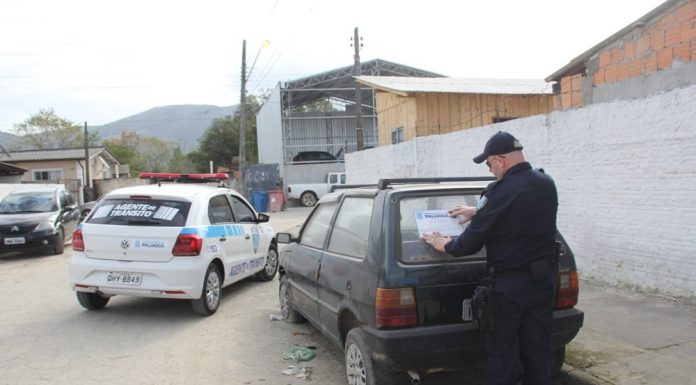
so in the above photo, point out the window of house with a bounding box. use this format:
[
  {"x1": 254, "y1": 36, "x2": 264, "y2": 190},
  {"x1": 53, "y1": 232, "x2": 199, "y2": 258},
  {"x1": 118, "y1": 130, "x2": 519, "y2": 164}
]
[
  {"x1": 32, "y1": 168, "x2": 63, "y2": 182},
  {"x1": 391, "y1": 127, "x2": 404, "y2": 144}
]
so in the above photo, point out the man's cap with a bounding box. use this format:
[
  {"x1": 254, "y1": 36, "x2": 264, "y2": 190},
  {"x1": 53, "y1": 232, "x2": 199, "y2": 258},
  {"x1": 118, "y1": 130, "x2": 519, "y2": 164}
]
[{"x1": 473, "y1": 131, "x2": 524, "y2": 164}]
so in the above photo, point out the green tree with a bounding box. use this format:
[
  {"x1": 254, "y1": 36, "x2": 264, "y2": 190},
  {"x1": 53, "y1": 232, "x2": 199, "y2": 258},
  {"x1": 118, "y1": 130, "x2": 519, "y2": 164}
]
[
  {"x1": 12, "y1": 108, "x2": 99, "y2": 149},
  {"x1": 104, "y1": 131, "x2": 191, "y2": 175},
  {"x1": 291, "y1": 98, "x2": 336, "y2": 113},
  {"x1": 189, "y1": 95, "x2": 261, "y2": 172}
]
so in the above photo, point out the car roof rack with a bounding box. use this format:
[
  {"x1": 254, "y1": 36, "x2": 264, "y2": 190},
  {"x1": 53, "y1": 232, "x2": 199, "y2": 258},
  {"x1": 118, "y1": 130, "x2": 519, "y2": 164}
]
[
  {"x1": 330, "y1": 184, "x2": 377, "y2": 193},
  {"x1": 377, "y1": 177, "x2": 495, "y2": 190},
  {"x1": 139, "y1": 172, "x2": 230, "y2": 185}
]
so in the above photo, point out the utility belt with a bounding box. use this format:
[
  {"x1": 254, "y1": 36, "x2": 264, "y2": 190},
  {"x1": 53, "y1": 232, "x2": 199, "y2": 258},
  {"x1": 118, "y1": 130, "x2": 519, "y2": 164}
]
[
  {"x1": 471, "y1": 250, "x2": 559, "y2": 332},
  {"x1": 488, "y1": 257, "x2": 552, "y2": 281}
]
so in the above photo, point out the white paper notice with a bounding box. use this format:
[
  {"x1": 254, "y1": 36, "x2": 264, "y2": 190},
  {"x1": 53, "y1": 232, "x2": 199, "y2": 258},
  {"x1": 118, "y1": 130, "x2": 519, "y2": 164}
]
[{"x1": 414, "y1": 210, "x2": 464, "y2": 237}]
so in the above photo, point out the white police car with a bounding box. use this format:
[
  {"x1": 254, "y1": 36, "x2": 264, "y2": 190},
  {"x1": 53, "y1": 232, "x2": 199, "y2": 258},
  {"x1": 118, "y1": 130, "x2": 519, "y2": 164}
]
[{"x1": 68, "y1": 173, "x2": 277, "y2": 316}]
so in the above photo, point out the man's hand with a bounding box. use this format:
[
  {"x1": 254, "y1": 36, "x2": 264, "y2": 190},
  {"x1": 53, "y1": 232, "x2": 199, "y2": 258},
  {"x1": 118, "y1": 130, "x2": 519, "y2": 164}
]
[
  {"x1": 422, "y1": 231, "x2": 452, "y2": 253},
  {"x1": 448, "y1": 205, "x2": 476, "y2": 224}
]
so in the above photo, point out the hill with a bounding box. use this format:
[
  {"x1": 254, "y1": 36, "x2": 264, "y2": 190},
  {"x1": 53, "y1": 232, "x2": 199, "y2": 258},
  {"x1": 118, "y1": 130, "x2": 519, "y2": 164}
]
[
  {"x1": 92, "y1": 104, "x2": 237, "y2": 152},
  {"x1": 0, "y1": 131, "x2": 33, "y2": 151}
]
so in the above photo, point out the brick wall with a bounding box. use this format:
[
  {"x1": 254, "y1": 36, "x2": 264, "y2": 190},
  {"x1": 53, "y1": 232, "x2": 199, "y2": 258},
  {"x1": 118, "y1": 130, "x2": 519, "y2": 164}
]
[
  {"x1": 556, "y1": 0, "x2": 696, "y2": 110},
  {"x1": 346, "y1": 84, "x2": 696, "y2": 298}
]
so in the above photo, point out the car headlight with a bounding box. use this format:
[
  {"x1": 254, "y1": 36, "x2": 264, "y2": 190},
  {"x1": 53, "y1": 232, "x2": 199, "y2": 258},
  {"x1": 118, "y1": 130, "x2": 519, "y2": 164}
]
[{"x1": 33, "y1": 222, "x2": 55, "y2": 232}]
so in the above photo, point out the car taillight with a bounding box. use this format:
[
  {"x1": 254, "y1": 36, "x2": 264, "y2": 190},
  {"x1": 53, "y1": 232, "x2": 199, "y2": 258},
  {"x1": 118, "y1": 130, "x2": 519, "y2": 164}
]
[
  {"x1": 375, "y1": 287, "x2": 417, "y2": 328},
  {"x1": 72, "y1": 229, "x2": 84, "y2": 251},
  {"x1": 555, "y1": 270, "x2": 579, "y2": 309},
  {"x1": 172, "y1": 234, "x2": 203, "y2": 256}
]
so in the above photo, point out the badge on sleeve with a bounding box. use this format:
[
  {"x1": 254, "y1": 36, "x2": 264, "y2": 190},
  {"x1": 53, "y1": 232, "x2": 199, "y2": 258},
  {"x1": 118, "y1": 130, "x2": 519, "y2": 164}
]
[{"x1": 476, "y1": 196, "x2": 488, "y2": 210}]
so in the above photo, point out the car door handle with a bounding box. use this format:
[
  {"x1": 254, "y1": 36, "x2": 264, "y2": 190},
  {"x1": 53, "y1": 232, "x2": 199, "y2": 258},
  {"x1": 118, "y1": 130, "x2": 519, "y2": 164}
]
[
  {"x1": 219, "y1": 237, "x2": 226, "y2": 242},
  {"x1": 245, "y1": 234, "x2": 250, "y2": 240}
]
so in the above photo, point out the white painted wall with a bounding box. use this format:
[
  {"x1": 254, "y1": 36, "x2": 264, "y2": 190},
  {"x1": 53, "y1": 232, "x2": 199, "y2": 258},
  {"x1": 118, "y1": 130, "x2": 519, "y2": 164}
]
[{"x1": 346, "y1": 84, "x2": 696, "y2": 298}]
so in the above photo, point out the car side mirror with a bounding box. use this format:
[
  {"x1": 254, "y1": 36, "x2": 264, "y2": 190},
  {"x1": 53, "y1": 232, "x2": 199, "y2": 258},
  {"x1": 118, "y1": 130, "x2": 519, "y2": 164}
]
[
  {"x1": 276, "y1": 232, "x2": 297, "y2": 243},
  {"x1": 256, "y1": 213, "x2": 270, "y2": 223}
]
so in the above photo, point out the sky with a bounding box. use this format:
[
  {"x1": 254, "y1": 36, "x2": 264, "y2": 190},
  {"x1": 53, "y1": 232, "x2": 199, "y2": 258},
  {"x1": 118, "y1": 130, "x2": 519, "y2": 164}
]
[{"x1": 0, "y1": 0, "x2": 667, "y2": 134}]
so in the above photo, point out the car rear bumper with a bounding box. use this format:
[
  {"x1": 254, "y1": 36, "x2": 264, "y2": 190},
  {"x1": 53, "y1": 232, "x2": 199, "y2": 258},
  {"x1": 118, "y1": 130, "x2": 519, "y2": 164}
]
[
  {"x1": 361, "y1": 307, "x2": 584, "y2": 372},
  {"x1": 69, "y1": 251, "x2": 207, "y2": 299}
]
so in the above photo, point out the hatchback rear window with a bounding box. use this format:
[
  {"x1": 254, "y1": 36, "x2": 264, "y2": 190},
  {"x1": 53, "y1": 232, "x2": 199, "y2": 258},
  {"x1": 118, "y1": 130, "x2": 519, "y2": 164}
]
[
  {"x1": 398, "y1": 192, "x2": 486, "y2": 263},
  {"x1": 86, "y1": 199, "x2": 191, "y2": 227}
]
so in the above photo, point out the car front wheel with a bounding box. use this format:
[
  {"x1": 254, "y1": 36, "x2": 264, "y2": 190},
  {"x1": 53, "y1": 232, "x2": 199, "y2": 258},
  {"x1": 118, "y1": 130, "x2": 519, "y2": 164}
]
[
  {"x1": 76, "y1": 291, "x2": 110, "y2": 310},
  {"x1": 192, "y1": 263, "x2": 222, "y2": 316},
  {"x1": 255, "y1": 244, "x2": 278, "y2": 281},
  {"x1": 345, "y1": 328, "x2": 392, "y2": 385},
  {"x1": 300, "y1": 192, "x2": 317, "y2": 207},
  {"x1": 53, "y1": 229, "x2": 65, "y2": 255}
]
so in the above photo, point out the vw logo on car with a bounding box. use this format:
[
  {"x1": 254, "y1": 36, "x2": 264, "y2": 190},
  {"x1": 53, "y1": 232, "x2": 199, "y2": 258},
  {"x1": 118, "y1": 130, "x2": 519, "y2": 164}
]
[{"x1": 120, "y1": 240, "x2": 130, "y2": 249}]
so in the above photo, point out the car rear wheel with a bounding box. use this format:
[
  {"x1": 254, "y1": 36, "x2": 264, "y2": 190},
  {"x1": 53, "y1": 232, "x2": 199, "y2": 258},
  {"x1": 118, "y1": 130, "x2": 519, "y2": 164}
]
[
  {"x1": 255, "y1": 244, "x2": 278, "y2": 281},
  {"x1": 76, "y1": 292, "x2": 110, "y2": 310},
  {"x1": 53, "y1": 229, "x2": 64, "y2": 255},
  {"x1": 300, "y1": 192, "x2": 317, "y2": 207},
  {"x1": 345, "y1": 328, "x2": 392, "y2": 385},
  {"x1": 192, "y1": 263, "x2": 221, "y2": 316},
  {"x1": 279, "y1": 276, "x2": 304, "y2": 323}
]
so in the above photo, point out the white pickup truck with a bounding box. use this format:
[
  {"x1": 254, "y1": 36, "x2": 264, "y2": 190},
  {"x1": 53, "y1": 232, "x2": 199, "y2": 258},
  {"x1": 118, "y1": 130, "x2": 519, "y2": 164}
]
[{"x1": 286, "y1": 172, "x2": 346, "y2": 207}]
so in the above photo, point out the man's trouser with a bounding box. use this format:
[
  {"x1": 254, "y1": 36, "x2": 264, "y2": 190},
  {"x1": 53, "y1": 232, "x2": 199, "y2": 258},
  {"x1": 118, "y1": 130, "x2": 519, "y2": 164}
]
[{"x1": 484, "y1": 272, "x2": 554, "y2": 385}]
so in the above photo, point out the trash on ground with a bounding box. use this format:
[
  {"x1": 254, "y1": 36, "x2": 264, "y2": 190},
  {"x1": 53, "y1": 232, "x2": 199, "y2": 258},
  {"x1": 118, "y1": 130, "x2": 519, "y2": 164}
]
[
  {"x1": 283, "y1": 346, "x2": 316, "y2": 362},
  {"x1": 269, "y1": 314, "x2": 283, "y2": 321},
  {"x1": 281, "y1": 366, "x2": 312, "y2": 380}
]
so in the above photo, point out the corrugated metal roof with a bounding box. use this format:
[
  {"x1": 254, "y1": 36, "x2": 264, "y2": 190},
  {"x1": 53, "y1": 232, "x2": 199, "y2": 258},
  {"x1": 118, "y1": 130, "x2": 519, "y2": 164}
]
[
  {"x1": 0, "y1": 147, "x2": 114, "y2": 163},
  {"x1": 355, "y1": 76, "x2": 552, "y2": 95}
]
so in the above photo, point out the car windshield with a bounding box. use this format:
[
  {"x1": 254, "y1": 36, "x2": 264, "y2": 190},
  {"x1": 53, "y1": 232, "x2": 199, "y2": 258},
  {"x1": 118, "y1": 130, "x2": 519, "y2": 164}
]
[
  {"x1": 398, "y1": 192, "x2": 486, "y2": 263},
  {"x1": 86, "y1": 198, "x2": 191, "y2": 227},
  {"x1": 0, "y1": 191, "x2": 57, "y2": 213}
]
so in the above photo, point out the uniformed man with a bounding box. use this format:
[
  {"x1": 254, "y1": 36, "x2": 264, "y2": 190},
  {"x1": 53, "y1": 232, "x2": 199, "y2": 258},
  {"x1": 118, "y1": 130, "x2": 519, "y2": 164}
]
[{"x1": 423, "y1": 131, "x2": 558, "y2": 385}]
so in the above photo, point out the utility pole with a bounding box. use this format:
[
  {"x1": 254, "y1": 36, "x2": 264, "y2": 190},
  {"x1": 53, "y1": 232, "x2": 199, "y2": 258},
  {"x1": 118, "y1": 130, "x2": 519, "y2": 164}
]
[
  {"x1": 352, "y1": 27, "x2": 364, "y2": 151},
  {"x1": 83, "y1": 122, "x2": 91, "y2": 202},
  {"x1": 239, "y1": 40, "x2": 247, "y2": 194}
]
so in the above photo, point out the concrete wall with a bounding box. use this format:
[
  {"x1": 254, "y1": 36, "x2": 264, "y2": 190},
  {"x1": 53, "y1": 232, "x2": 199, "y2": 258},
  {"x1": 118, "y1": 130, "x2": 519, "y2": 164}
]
[
  {"x1": 93, "y1": 177, "x2": 149, "y2": 199},
  {"x1": 284, "y1": 163, "x2": 346, "y2": 185},
  {"x1": 346, "y1": 84, "x2": 696, "y2": 298}
]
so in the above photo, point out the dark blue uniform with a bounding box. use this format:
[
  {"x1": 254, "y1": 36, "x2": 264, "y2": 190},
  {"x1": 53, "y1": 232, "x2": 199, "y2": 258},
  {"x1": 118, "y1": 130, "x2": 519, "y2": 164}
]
[{"x1": 445, "y1": 162, "x2": 558, "y2": 385}]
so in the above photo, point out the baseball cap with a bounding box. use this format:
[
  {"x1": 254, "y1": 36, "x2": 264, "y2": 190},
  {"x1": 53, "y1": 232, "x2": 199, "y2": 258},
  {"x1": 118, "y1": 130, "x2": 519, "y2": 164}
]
[{"x1": 472, "y1": 131, "x2": 524, "y2": 164}]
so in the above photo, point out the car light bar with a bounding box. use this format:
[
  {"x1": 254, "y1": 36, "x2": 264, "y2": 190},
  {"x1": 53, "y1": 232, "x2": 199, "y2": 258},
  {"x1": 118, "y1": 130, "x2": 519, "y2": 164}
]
[{"x1": 139, "y1": 172, "x2": 230, "y2": 183}]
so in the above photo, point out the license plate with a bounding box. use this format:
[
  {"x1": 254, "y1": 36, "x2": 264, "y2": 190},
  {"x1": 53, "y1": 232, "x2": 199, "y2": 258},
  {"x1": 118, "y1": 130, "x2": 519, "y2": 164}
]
[
  {"x1": 106, "y1": 271, "x2": 143, "y2": 285},
  {"x1": 4, "y1": 237, "x2": 25, "y2": 245},
  {"x1": 462, "y1": 298, "x2": 473, "y2": 321}
]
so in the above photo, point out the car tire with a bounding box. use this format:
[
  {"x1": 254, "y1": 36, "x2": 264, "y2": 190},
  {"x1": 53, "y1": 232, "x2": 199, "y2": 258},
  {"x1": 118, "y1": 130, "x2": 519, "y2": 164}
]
[
  {"x1": 345, "y1": 328, "x2": 393, "y2": 385},
  {"x1": 279, "y1": 276, "x2": 304, "y2": 323},
  {"x1": 300, "y1": 192, "x2": 317, "y2": 207},
  {"x1": 191, "y1": 263, "x2": 222, "y2": 316},
  {"x1": 76, "y1": 291, "x2": 110, "y2": 310},
  {"x1": 53, "y1": 229, "x2": 65, "y2": 255},
  {"x1": 255, "y1": 244, "x2": 278, "y2": 282}
]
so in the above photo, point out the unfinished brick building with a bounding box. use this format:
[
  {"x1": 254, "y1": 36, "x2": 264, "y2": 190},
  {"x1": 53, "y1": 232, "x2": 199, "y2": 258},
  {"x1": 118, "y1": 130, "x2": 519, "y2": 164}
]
[{"x1": 547, "y1": 0, "x2": 696, "y2": 109}]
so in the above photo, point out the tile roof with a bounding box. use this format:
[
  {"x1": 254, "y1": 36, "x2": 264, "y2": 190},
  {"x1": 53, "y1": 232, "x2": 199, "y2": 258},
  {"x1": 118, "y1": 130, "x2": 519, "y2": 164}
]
[{"x1": 0, "y1": 147, "x2": 117, "y2": 163}]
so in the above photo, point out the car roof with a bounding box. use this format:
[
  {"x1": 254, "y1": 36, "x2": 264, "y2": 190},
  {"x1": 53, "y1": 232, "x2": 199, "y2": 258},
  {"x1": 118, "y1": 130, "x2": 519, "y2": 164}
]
[
  {"x1": 318, "y1": 180, "x2": 491, "y2": 204},
  {"x1": 103, "y1": 183, "x2": 235, "y2": 201}
]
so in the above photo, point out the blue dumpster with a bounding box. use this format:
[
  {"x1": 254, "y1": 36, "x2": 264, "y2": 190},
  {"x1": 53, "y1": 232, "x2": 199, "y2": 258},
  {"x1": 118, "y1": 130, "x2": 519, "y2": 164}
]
[{"x1": 251, "y1": 191, "x2": 269, "y2": 212}]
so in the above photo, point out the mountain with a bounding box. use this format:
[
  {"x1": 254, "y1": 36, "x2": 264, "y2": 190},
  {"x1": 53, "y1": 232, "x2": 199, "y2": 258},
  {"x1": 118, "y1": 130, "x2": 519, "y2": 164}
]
[
  {"x1": 92, "y1": 104, "x2": 237, "y2": 152},
  {"x1": 0, "y1": 131, "x2": 32, "y2": 151}
]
